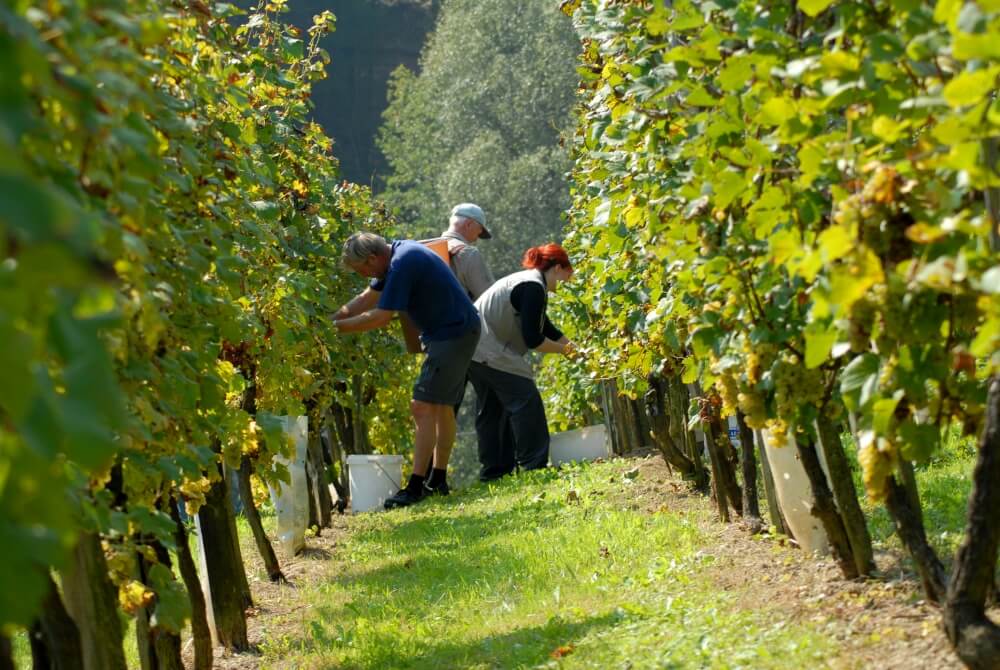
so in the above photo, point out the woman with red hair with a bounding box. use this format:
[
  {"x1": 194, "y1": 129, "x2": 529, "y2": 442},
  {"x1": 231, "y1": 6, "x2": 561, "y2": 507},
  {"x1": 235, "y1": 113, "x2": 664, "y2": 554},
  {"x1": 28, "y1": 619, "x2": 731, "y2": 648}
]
[{"x1": 467, "y1": 243, "x2": 576, "y2": 480}]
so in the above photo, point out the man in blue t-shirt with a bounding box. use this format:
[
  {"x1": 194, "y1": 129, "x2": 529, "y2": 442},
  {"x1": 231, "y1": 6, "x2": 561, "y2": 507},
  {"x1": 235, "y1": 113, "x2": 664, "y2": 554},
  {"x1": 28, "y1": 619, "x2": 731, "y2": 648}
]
[{"x1": 333, "y1": 232, "x2": 481, "y2": 509}]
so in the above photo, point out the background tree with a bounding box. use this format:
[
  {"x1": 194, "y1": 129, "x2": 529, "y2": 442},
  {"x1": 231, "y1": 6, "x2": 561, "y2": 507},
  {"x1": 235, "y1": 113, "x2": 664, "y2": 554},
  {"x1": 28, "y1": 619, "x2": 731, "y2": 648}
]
[
  {"x1": 377, "y1": 0, "x2": 580, "y2": 275},
  {"x1": 280, "y1": 0, "x2": 439, "y2": 185}
]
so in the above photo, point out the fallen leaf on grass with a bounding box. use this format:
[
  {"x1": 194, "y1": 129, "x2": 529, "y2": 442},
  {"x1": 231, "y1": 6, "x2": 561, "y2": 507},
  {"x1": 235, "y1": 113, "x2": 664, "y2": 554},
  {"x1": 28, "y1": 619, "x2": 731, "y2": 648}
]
[
  {"x1": 566, "y1": 489, "x2": 580, "y2": 504},
  {"x1": 551, "y1": 644, "x2": 575, "y2": 658}
]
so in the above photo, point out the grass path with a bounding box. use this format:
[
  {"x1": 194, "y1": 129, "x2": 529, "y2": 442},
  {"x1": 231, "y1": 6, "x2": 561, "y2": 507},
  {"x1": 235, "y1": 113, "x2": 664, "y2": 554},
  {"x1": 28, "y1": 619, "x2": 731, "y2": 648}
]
[
  {"x1": 10, "y1": 451, "x2": 972, "y2": 669},
  {"x1": 242, "y1": 455, "x2": 961, "y2": 669}
]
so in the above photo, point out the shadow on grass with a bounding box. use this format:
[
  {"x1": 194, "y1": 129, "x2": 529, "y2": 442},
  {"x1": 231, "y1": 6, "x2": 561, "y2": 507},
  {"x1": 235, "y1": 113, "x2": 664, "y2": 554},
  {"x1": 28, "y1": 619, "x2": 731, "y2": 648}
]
[
  {"x1": 272, "y1": 470, "x2": 649, "y2": 667},
  {"x1": 305, "y1": 610, "x2": 625, "y2": 669},
  {"x1": 330, "y1": 495, "x2": 572, "y2": 601}
]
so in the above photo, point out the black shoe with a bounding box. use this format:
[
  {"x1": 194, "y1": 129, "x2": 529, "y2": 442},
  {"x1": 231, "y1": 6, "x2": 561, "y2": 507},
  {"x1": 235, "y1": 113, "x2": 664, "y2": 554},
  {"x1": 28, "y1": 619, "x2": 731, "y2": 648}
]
[
  {"x1": 384, "y1": 486, "x2": 426, "y2": 510},
  {"x1": 424, "y1": 480, "x2": 450, "y2": 496}
]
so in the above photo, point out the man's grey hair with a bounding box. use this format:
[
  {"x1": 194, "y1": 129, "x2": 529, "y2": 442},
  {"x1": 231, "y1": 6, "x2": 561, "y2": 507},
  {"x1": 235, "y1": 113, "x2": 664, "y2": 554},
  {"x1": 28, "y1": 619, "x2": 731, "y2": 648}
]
[
  {"x1": 341, "y1": 232, "x2": 389, "y2": 266},
  {"x1": 449, "y1": 214, "x2": 472, "y2": 229}
]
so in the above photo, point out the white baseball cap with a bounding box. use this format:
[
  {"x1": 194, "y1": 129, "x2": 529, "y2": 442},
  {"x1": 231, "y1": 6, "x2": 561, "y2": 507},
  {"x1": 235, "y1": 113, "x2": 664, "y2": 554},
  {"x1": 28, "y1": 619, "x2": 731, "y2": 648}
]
[{"x1": 450, "y1": 203, "x2": 491, "y2": 239}]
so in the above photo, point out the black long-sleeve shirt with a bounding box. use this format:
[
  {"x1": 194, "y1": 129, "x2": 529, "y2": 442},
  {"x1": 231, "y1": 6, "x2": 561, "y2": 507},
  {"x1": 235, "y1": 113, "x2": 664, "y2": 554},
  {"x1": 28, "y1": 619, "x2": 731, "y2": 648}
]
[{"x1": 510, "y1": 281, "x2": 563, "y2": 349}]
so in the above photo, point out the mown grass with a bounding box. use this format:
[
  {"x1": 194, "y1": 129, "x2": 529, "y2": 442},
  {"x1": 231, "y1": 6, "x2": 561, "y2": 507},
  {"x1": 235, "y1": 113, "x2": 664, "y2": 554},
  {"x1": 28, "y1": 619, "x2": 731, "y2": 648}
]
[
  {"x1": 259, "y1": 460, "x2": 834, "y2": 669},
  {"x1": 841, "y1": 428, "x2": 977, "y2": 558},
  {"x1": 10, "y1": 439, "x2": 976, "y2": 669}
]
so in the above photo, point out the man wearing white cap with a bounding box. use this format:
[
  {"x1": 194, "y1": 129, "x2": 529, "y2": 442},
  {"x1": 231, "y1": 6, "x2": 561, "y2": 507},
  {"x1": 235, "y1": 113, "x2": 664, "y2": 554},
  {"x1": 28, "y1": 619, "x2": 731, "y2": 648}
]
[{"x1": 441, "y1": 202, "x2": 495, "y2": 301}]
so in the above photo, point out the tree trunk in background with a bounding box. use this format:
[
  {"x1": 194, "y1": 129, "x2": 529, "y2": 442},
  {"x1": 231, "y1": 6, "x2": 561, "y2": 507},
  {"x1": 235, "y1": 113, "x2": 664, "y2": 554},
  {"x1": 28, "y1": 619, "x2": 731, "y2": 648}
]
[
  {"x1": 944, "y1": 375, "x2": 1000, "y2": 669},
  {"x1": 331, "y1": 403, "x2": 353, "y2": 456},
  {"x1": 666, "y1": 378, "x2": 709, "y2": 492},
  {"x1": 898, "y1": 458, "x2": 923, "y2": 521},
  {"x1": 755, "y1": 429, "x2": 792, "y2": 537},
  {"x1": 308, "y1": 427, "x2": 334, "y2": 527},
  {"x1": 793, "y1": 435, "x2": 858, "y2": 579},
  {"x1": 305, "y1": 458, "x2": 320, "y2": 532},
  {"x1": 237, "y1": 377, "x2": 287, "y2": 576},
  {"x1": 237, "y1": 456, "x2": 286, "y2": 583},
  {"x1": 615, "y1": 391, "x2": 636, "y2": 453},
  {"x1": 645, "y1": 375, "x2": 705, "y2": 484},
  {"x1": 135, "y1": 541, "x2": 184, "y2": 670},
  {"x1": 626, "y1": 395, "x2": 645, "y2": 451},
  {"x1": 983, "y1": 138, "x2": 1000, "y2": 251},
  {"x1": 168, "y1": 500, "x2": 212, "y2": 670},
  {"x1": 735, "y1": 412, "x2": 762, "y2": 531},
  {"x1": 600, "y1": 380, "x2": 626, "y2": 455},
  {"x1": 814, "y1": 416, "x2": 875, "y2": 576},
  {"x1": 884, "y1": 473, "x2": 948, "y2": 602},
  {"x1": 325, "y1": 411, "x2": 351, "y2": 511},
  {"x1": 633, "y1": 395, "x2": 653, "y2": 448},
  {"x1": 220, "y1": 464, "x2": 253, "y2": 609},
  {"x1": 713, "y1": 415, "x2": 743, "y2": 515},
  {"x1": 62, "y1": 532, "x2": 128, "y2": 670},
  {"x1": 31, "y1": 571, "x2": 82, "y2": 670},
  {"x1": 699, "y1": 417, "x2": 730, "y2": 523},
  {"x1": 197, "y1": 464, "x2": 250, "y2": 651},
  {"x1": 603, "y1": 381, "x2": 648, "y2": 455},
  {"x1": 351, "y1": 375, "x2": 372, "y2": 454}
]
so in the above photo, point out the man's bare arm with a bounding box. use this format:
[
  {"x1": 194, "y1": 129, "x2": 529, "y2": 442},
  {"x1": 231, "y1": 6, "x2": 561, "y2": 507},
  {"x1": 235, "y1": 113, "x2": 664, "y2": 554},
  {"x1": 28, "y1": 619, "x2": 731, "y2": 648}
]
[
  {"x1": 334, "y1": 308, "x2": 395, "y2": 334},
  {"x1": 334, "y1": 287, "x2": 380, "y2": 320}
]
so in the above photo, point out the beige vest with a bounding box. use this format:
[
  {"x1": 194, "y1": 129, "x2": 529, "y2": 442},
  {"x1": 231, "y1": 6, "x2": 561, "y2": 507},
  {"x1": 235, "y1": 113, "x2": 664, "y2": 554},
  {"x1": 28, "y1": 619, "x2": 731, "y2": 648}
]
[{"x1": 472, "y1": 269, "x2": 547, "y2": 379}]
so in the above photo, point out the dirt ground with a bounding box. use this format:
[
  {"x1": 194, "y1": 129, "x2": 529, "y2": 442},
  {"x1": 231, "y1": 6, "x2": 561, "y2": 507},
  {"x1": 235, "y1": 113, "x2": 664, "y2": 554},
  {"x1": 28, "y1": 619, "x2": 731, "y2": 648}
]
[
  {"x1": 199, "y1": 452, "x2": 978, "y2": 669},
  {"x1": 612, "y1": 452, "x2": 966, "y2": 669},
  {"x1": 187, "y1": 518, "x2": 351, "y2": 670}
]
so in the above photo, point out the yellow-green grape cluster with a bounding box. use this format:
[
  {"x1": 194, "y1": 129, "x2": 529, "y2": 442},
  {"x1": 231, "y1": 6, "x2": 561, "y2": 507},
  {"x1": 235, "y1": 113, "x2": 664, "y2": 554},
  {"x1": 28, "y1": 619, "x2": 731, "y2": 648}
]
[
  {"x1": 738, "y1": 390, "x2": 767, "y2": 429},
  {"x1": 858, "y1": 436, "x2": 897, "y2": 502},
  {"x1": 772, "y1": 354, "x2": 824, "y2": 420},
  {"x1": 833, "y1": 191, "x2": 862, "y2": 228},
  {"x1": 119, "y1": 580, "x2": 155, "y2": 615},
  {"x1": 834, "y1": 166, "x2": 911, "y2": 263},
  {"x1": 104, "y1": 545, "x2": 135, "y2": 586},
  {"x1": 764, "y1": 418, "x2": 789, "y2": 448},
  {"x1": 715, "y1": 370, "x2": 740, "y2": 417},
  {"x1": 862, "y1": 165, "x2": 901, "y2": 206},
  {"x1": 870, "y1": 284, "x2": 907, "y2": 348},
  {"x1": 744, "y1": 342, "x2": 777, "y2": 386},
  {"x1": 877, "y1": 301, "x2": 907, "y2": 349},
  {"x1": 878, "y1": 355, "x2": 897, "y2": 392}
]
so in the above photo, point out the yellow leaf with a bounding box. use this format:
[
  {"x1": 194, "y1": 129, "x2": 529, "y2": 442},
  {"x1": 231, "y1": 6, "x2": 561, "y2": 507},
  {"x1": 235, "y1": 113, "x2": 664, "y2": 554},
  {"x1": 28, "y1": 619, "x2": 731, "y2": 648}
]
[
  {"x1": 905, "y1": 222, "x2": 947, "y2": 244},
  {"x1": 769, "y1": 228, "x2": 802, "y2": 265},
  {"x1": 818, "y1": 225, "x2": 854, "y2": 263}
]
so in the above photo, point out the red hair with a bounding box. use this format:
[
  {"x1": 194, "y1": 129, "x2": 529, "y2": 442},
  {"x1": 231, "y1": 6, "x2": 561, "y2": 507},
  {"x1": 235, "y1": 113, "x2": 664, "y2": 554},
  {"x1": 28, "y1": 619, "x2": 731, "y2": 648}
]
[{"x1": 522, "y1": 243, "x2": 571, "y2": 272}]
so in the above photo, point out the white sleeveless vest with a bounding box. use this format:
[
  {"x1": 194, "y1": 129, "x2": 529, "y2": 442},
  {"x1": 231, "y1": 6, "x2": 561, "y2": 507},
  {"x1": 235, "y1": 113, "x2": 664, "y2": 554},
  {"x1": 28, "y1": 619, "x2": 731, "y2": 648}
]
[{"x1": 471, "y1": 269, "x2": 547, "y2": 379}]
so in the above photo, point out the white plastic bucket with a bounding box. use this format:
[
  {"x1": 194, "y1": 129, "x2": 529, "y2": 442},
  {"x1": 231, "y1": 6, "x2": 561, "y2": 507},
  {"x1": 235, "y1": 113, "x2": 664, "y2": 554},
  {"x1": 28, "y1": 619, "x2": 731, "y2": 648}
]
[
  {"x1": 268, "y1": 416, "x2": 309, "y2": 557},
  {"x1": 761, "y1": 427, "x2": 833, "y2": 555},
  {"x1": 347, "y1": 454, "x2": 403, "y2": 513},
  {"x1": 549, "y1": 424, "x2": 610, "y2": 466}
]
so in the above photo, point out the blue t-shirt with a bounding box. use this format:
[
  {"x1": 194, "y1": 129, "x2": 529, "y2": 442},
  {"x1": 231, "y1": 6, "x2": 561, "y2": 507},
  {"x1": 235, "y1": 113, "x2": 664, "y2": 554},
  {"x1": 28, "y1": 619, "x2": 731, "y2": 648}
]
[{"x1": 372, "y1": 240, "x2": 479, "y2": 342}]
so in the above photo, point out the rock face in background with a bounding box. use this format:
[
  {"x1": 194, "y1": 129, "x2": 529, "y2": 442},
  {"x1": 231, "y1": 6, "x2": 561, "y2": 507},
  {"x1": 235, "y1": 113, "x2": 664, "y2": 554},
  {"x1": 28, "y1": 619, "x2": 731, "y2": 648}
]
[{"x1": 283, "y1": 0, "x2": 439, "y2": 187}]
